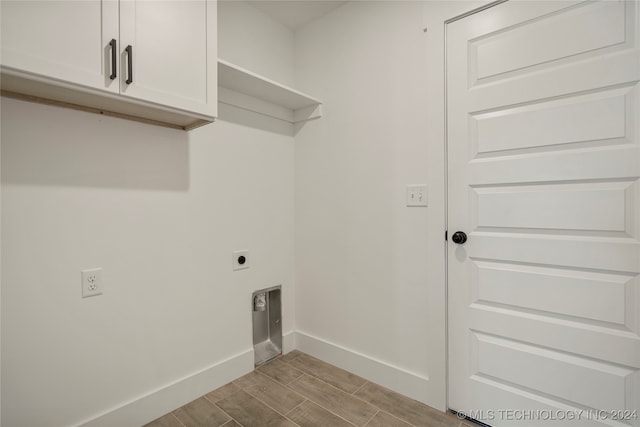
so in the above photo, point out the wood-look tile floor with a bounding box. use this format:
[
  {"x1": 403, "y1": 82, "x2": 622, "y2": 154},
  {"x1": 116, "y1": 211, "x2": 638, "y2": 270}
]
[{"x1": 144, "y1": 351, "x2": 473, "y2": 427}]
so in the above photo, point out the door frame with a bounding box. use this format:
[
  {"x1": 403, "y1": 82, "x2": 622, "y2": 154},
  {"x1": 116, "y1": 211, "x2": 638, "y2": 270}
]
[
  {"x1": 442, "y1": 0, "x2": 506, "y2": 416},
  {"x1": 420, "y1": 0, "x2": 512, "y2": 413}
]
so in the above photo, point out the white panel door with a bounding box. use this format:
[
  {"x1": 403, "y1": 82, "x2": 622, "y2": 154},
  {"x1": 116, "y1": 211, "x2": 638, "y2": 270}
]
[
  {"x1": 0, "y1": 0, "x2": 119, "y2": 92},
  {"x1": 447, "y1": 1, "x2": 640, "y2": 426},
  {"x1": 119, "y1": 0, "x2": 217, "y2": 116}
]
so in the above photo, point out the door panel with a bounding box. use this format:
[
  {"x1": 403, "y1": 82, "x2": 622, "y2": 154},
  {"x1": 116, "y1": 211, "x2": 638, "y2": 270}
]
[
  {"x1": 472, "y1": 332, "x2": 633, "y2": 411},
  {"x1": 447, "y1": 1, "x2": 640, "y2": 425},
  {"x1": 471, "y1": 87, "x2": 630, "y2": 155},
  {"x1": 472, "y1": 182, "x2": 630, "y2": 232},
  {"x1": 472, "y1": 1, "x2": 627, "y2": 80},
  {"x1": 473, "y1": 260, "x2": 630, "y2": 325}
]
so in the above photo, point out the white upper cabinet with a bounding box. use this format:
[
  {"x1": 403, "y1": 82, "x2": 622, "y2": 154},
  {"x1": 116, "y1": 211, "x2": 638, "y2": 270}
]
[
  {"x1": 0, "y1": 1, "x2": 119, "y2": 92},
  {"x1": 119, "y1": 0, "x2": 216, "y2": 116},
  {"x1": 0, "y1": 0, "x2": 217, "y2": 130}
]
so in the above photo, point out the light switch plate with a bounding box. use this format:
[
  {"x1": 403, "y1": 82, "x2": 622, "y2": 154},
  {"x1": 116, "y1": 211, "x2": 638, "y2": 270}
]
[{"x1": 406, "y1": 185, "x2": 428, "y2": 207}]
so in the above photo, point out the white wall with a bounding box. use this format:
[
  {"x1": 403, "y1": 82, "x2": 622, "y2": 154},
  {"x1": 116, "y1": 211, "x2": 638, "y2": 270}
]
[
  {"x1": 292, "y1": 0, "x2": 496, "y2": 412},
  {"x1": 0, "y1": 97, "x2": 294, "y2": 427},
  {"x1": 293, "y1": 0, "x2": 446, "y2": 409},
  {"x1": 218, "y1": 0, "x2": 294, "y2": 86},
  {"x1": 1, "y1": 3, "x2": 296, "y2": 426}
]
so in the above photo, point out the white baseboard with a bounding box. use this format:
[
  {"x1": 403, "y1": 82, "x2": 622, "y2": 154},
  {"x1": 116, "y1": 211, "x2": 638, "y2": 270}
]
[
  {"x1": 77, "y1": 349, "x2": 254, "y2": 427},
  {"x1": 295, "y1": 331, "x2": 433, "y2": 406},
  {"x1": 76, "y1": 331, "x2": 436, "y2": 427},
  {"x1": 283, "y1": 330, "x2": 296, "y2": 354}
]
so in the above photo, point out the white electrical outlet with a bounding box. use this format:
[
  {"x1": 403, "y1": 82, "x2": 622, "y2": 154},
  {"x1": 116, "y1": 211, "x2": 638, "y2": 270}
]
[
  {"x1": 232, "y1": 250, "x2": 249, "y2": 271},
  {"x1": 81, "y1": 268, "x2": 103, "y2": 298}
]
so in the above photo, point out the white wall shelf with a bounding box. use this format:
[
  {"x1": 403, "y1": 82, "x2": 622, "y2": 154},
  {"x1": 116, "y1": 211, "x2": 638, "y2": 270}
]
[{"x1": 218, "y1": 59, "x2": 322, "y2": 124}]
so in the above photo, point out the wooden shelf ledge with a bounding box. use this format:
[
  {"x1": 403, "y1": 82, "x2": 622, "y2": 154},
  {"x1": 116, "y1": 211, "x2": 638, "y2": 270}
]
[{"x1": 217, "y1": 59, "x2": 322, "y2": 124}]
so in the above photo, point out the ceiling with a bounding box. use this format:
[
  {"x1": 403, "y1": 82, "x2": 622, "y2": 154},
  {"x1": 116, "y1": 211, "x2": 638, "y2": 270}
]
[{"x1": 246, "y1": 1, "x2": 348, "y2": 30}]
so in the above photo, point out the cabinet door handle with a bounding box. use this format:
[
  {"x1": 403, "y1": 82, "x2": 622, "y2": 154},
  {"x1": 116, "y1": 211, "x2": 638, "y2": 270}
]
[
  {"x1": 125, "y1": 45, "x2": 133, "y2": 84},
  {"x1": 109, "y1": 39, "x2": 117, "y2": 80}
]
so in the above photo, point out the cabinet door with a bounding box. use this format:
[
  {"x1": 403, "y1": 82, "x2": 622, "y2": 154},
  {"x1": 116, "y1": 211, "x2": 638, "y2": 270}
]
[
  {"x1": 119, "y1": 0, "x2": 217, "y2": 117},
  {"x1": 0, "y1": 0, "x2": 119, "y2": 92}
]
